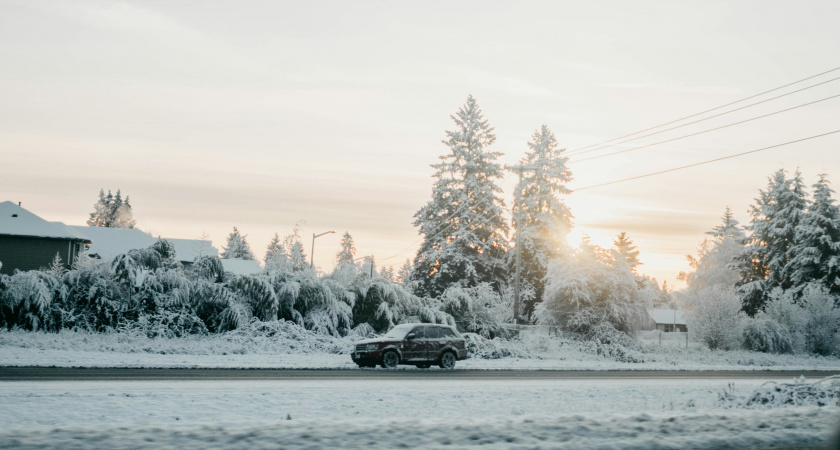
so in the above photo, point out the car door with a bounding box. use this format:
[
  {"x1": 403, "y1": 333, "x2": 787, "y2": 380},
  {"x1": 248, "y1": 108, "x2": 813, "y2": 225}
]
[
  {"x1": 402, "y1": 326, "x2": 425, "y2": 361},
  {"x1": 425, "y1": 326, "x2": 445, "y2": 361}
]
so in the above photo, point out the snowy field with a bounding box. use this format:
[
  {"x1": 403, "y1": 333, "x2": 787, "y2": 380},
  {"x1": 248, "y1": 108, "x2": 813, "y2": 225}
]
[
  {"x1": 2, "y1": 328, "x2": 840, "y2": 371},
  {"x1": 1, "y1": 378, "x2": 838, "y2": 448}
]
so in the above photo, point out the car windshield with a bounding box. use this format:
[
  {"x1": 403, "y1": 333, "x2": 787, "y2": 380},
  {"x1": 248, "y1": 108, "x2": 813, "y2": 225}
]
[{"x1": 382, "y1": 324, "x2": 416, "y2": 340}]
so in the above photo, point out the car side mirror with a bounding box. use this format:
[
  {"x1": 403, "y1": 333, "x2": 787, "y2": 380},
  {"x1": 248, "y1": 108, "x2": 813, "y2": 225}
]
[{"x1": 406, "y1": 333, "x2": 416, "y2": 340}]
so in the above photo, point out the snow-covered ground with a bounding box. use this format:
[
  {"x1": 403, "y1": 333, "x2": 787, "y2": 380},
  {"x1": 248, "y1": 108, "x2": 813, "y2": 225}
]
[
  {"x1": 3, "y1": 328, "x2": 840, "y2": 371},
  {"x1": 1, "y1": 378, "x2": 838, "y2": 448}
]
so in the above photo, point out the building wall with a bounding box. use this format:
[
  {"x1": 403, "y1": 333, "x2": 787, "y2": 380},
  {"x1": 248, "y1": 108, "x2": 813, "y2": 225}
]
[{"x1": 0, "y1": 236, "x2": 80, "y2": 275}]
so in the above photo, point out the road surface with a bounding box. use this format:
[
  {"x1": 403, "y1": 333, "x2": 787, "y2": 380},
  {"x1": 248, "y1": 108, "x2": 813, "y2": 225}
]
[{"x1": 1, "y1": 367, "x2": 836, "y2": 381}]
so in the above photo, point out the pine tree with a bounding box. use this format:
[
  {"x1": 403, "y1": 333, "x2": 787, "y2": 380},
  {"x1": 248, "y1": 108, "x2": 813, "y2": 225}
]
[
  {"x1": 87, "y1": 189, "x2": 136, "y2": 228},
  {"x1": 679, "y1": 207, "x2": 745, "y2": 295},
  {"x1": 511, "y1": 124, "x2": 573, "y2": 315},
  {"x1": 397, "y1": 259, "x2": 413, "y2": 286},
  {"x1": 264, "y1": 232, "x2": 291, "y2": 273},
  {"x1": 381, "y1": 265, "x2": 395, "y2": 282},
  {"x1": 336, "y1": 232, "x2": 356, "y2": 268},
  {"x1": 221, "y1": 227, "x2": 256, "y2": 260},
  {"x1": 612, "y1": 232, "x2": 641, "y2": 272},
  {"x1": 289, "y1": 241, "x2": 308, "y2": 271},
  {"x1": 411, "y1": 96, "x2": 509, "y2": 298},
  {"x1": 735, "y1": 169, "x2": 808, "y2": 315},
  {"x1": 788, "y1": 174, "x2": 840, "y2": 299}
]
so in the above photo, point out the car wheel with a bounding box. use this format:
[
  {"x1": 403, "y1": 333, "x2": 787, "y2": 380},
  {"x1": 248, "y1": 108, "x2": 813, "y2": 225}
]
[
  {"x1": 439, "y1": 351, "x2": 456, "y2": 370},
  {"x1": 416, "y1": 364, "x2": 430, "y2": 369},
  {"x1": 381, "y1": 351, "x2": 399, "y2": 369}
]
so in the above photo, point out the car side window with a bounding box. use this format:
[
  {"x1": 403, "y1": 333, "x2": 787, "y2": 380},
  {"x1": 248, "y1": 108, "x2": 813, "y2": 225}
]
[
  {"x1": 440, "y1": 328, "x2": 455, "y2": 338},
  {"x1": 426, "y1": 326, "x2": 441, "y2": 339},
  {"x1": 411, "y1": 326, "x2": 426, "y2": 339}
]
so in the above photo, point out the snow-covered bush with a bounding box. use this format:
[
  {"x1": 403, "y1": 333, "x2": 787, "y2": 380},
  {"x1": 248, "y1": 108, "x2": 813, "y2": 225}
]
[
  {"x1": 535, "y1": 244, "x2": 650, "y2": 334},
  {"x1": 764, "y1": 285, "x2": 840, "y2": 356},
  {"x1": 60, "y1": 268, "x2": 125, "y2": 331},
  {"x1": 578, "y1": 322, "x2": 646, "y2": 363},
  {"x1": 441, "y1": 282, "x2": 511, "y2": 337},
  {"x1": 0, "y1": 271, "x2": 63, "y2": 331},
  {"x1": 721, "y1": 376, "x2": 840, "y2": 408},
  {"x1": 684, "y1": 286, "x2": 745, "y2": 350},
  {"x1": 742, "y1": 317, "x2": 793, "y2": 354}
]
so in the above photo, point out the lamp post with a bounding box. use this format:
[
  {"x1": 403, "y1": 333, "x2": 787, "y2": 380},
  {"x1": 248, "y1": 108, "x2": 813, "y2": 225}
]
[{"x1": 311, "y1": 230, "x2": 335, "y2": 268}]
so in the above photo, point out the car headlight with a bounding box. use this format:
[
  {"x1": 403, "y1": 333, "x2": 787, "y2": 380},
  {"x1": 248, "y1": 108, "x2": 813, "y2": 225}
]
[{"x1": 366, "y1": 344, "x2": 378, "y2": 351}]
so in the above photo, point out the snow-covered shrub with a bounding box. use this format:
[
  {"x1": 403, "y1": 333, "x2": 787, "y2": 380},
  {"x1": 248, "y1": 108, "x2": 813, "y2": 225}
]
[
  {"x1": 742, "y1": 317, "x2": 793, "y2": 354},
  {"x1": 193, "y1": 255, "x2": 225, "y2": 283},
  {"x1": 578, "y1": 322, "x2": 645, "y2": 363},
  {"x1": 535, "y1": 244, "x2": 650, "y2": 334},
  {"x1": 441, "y1": 283, "x2": 511, "y2": 337},
  {"x1": 721, "y1": 376, "x2": 840, "y2": 408},
  {"x1": 271, "y1": 270, "x2": 352, "y2": 336},
  {"x1": 684, "y1": 286, "x2": 745, "y2": 350},
  {"x1": 60, "y1": 269, "x2": 125, "y2": 331},
  {"x1": 799, "y1": 285, "x2": 840, "y2": 356},
  {"x1": 462, "y1": 332, "x2": 523, "y2": 359},
  {"x1": 130, "y1": 310, "x2": 208, "y2": 338},
  {"x1": 228, "y1": 275, "x2": 278, "y2": 322},
  {"x1": 0, "y1": 271, "x2": 63, "y2": 331}
]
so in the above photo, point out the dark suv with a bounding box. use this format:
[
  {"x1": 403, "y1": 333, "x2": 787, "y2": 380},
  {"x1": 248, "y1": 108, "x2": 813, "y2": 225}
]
[{"x1": 351, "y1": 323, "x2": 469, "y2": 369}]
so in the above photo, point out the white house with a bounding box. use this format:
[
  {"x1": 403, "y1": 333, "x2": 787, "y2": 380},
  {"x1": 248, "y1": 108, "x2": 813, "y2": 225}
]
[{"x1": 647, "y1": 308, "x2": 687, "y2": 333}]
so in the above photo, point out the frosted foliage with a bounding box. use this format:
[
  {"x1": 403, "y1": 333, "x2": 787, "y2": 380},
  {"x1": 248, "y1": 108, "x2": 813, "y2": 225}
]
[
  {"x1": 742, "y1": 317, "x2": 794, "y2": 354},
  {"x1": 684, "y1": 286, "x2": 746, "y2": 350},
  {"x1": 680, "y1": 208, "x2": 744, "y2": 295},
  {"x1": 411, "y1": 95, "x2": 508, "y2": 298},
  {"x1": 0, "y1": 271, "x2": 62, "y2": 330},
  {"x1": 736, "y1": 169, "x2": 808, "y2": 315},
  {"x1": 788, "y1": 174, "x2": 840, "y2": 298},
  {"x1": 396, "y1": 259, "x2": 412, "y2": 287},
  {"x1": 335, "y1": 232, "x2": 356, "y2": 269},
  {"x1": 797, "y1": 285, "x2": 840, "y2": 356},
  {"x1": 535, "y1": 242, "x2": 651, "y2": 334},
  {"x1": 87, "y1": 189, "x2": 136, "y2": 228},
  {"x1": 263, "y1": 233, "x2": 289, "y2": 272},
  {"x1": 220, "y1": 227, "x2": 256, "y2": 260},
  {"x1": 441, "y1": 283, "x2": 512, "y2": 336},
  {"x1": 612, "y1": 232, "x2": 640, "y2": 272},
  {"x1": 511, "y1": 125, "x2": 573, "y2": 312}
]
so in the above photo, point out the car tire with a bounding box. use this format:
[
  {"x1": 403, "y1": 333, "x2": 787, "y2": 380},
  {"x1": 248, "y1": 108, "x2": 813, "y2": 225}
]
[
  {"x1": 439, "y1": 351, "x2": 456, "y2": 370},
  {"x1": 416, "y1": 364, "x2": 431, "y2": 369},
  {"x1": 381, "y1": 350, "x2": 399, "y2": 369}
]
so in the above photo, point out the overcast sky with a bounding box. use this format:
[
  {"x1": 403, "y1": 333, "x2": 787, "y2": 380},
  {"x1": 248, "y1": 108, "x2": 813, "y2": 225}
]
[{"x1": 2, "y1": 0, "x2": 839, "y2": 287}]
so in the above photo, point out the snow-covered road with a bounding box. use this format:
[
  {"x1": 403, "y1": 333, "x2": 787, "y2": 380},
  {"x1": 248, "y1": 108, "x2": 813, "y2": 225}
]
[{"x1": 2, "y1": 378, "x2": 838, "y2": 448}]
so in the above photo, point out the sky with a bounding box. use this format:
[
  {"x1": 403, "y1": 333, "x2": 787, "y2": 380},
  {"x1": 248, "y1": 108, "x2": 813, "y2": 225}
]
[{"x1": 2, "y1": 0, "x2": 839, "y2": 288}]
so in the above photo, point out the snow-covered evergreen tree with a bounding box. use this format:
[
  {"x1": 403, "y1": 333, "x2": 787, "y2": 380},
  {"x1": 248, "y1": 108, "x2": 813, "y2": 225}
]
[
  {"x1": 612, "y1": 232, "x2": 641, "y2": 272},
  {"x1": 288, "y1": 241, "x2": 308, "y2": 272},
  {"x1": 397, "y1": 259, "x2": 413, "y2": 286},
  {"x1": 335, "y1": 232, "x2": 356, "y2": 269},
  {"x1": 678, "y1": 207, "x2": 745, "y2": 295},
  {"x1": 359, "y1": 255, "x2": 377, "y2": 278},
  {"x1": 735, "y1": 169, "x2": 808, "y2": 315},
  {"x1": 411, "y1": 96, "x2": 509, "y2": 298},
  {"x1": 264, "y1": 233, "x2": 291, "y2": 274},
  {"x1": 380, "y1": 265, "x2": 395, "y2": 283},
  {"x1": 787, "y1": 174, "x2": 840, "y2": 300},
  {"x1": 510, "y1": 124, "x2": 573, "y2": 315},
  {"x1": 220, "y1": 227, "x2": 256, "y2": 260},
  {"x1": 87, "y1": 189, "x2": 136, "y2": 228}
]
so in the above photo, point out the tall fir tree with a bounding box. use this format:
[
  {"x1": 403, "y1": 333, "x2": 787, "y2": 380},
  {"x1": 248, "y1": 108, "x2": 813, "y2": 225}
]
[
  {"x1": 612, "y1": 232, "x2": 641, "y2": 273},
  {"x1": 787, "y1": 174, "x2": 840, "y2": 299},
  {"x1": 264, "y1": 232, "x2": 291, "y2": 273},
  {"x1": 735, "y1": 169, "x2": 808, "y2": 315},
  {"x1": 397, "y1": 259, "x2": 413, "y2": 286},
  {"x1": 336, "y1": 232, "x2": 356, "y2": 268},
  {"x1": 87, "y1": 189, "x2": 136, "y2": 228},
  {"x1": 510, "y1": 124, "x2": 573, "y2": 314},
  {"x1": 221, "y1": 226, "x2": 256, "y2": 260},
  {"x1": 679, "y1": 207, "x2": 745, "y2": 296},
  {"x1": 411, "y1": 96, "x2": 509, "y2": 298}
]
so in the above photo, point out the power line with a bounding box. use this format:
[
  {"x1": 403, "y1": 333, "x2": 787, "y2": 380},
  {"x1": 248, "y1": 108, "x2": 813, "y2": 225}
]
[
  {"x1": 569, "y1": 93, "x2": 840, "y2": 163},
  {"x1": 573, "y1": 130, "x2": 840, "y2": 192},
  {"x1": 566, "y1": 76, "x2": 840, "y2": 158},
  {"x1": 568, "y1": 65, "x2": 840, "y2": 154}
]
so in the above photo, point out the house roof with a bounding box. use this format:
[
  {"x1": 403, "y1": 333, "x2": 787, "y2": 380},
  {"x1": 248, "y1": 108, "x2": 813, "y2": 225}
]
[
  {"x1": 220, "y1": 258, "x2": 262, "y2": 275},
  {"x1": 68, "y1": 226, "x2": 220, "y2": 263},
  {"x1": 68, "y1": 226, "x2": 157, "y2": 261},
  {"x1": 648, "y1": 308, "x2": 686, "y2": 326},
  {"x1": 0, "y1": 201, "x2": 91, "y2": 241},
  {"x1": 167, "y1": 238, "x2": 219, "y2": 262}
]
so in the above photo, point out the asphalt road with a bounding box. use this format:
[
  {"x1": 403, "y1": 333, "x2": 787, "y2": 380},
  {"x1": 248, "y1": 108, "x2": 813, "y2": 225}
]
[{"x1": 1, "y1": 367, "x2": 837, "y2": 381}]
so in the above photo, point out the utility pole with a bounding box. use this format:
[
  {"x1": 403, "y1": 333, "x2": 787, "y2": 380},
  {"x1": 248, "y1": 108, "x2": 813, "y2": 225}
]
[
  {"x1": 505, "y1": 163, "x2": 540, "y2": 325},
  {"x1": 311, "y1": 230, "x2": 335, "y2": 268}
]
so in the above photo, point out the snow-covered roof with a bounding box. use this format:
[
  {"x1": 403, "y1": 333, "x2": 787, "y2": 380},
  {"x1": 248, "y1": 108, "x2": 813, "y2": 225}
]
[
  {"x1": 69, "y1": 226, "x2": 157, "y2": 261},
  {"x1": 648, "y1": 308, "x2": 686, "y2": 326},
  {"x1": 167, "y1": 238, "x2": 219, "y2": 262},
  {"x1": 0, "y1": 201, "x2": 91, "y2": 241},
  {"x1": 221, "y1": 258, "x2": 262, "y2": 275}
]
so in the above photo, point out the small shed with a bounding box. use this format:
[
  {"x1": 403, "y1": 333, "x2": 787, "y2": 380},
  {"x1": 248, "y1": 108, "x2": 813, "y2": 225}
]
[
  {"x1": 647, "y1": 308, "x2": 687, "y2": 333},
  {"x1": 0, "y1": 201, "x2": 91, "y2": 275}
]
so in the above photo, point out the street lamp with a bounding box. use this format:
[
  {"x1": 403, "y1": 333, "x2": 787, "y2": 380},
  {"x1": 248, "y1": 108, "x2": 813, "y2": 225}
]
[{"x1": 311, "y1": 230, "x2": 335, "y2": 268}]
